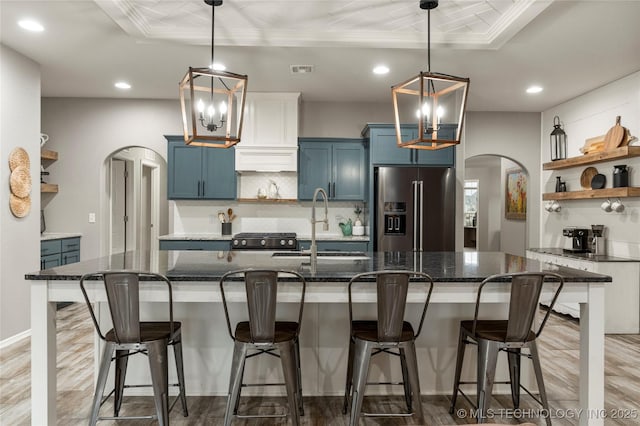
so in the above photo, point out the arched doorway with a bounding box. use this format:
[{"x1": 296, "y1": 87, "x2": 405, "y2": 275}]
[
  {"x1": 465, "y1": 155, "x2": 529, "y2": 256},
  {"x1": 102, "y1": 146, "x2": 167, "y2": 255}
]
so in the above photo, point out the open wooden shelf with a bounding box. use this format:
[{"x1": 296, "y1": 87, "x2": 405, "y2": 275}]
[
  {"x1": 41, "y1": 149, "x2": 58, "y2": 161},
  {"x1": 543, "y1": 146, "x2": 640, "y2": 170},
  {"x1": 237, "y1": 198, "x2": 298, "y2": 203},
  {"x1": 41, "y1": 183, "x2": 59, "y2": 193},
  {"x1": 543, "y1": 187, "x2": 640, "y2": 201}
]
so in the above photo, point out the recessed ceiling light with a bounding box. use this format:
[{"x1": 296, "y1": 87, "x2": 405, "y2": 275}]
[
  {"x1": 526, "y1": 85, "x2": 543, "y2": 94},
  {"x1": 211, "y1": 63, "x2": 226, "y2": 71},
  {"x1": 373, "y1": 65, "x2": 390, "y2": 75},
  {"x1": 114, "y1": 82, "x2": 131, "y2": 90},
  {"x1": 18, "y1": 20, "x2": 44, "y2": 32}
]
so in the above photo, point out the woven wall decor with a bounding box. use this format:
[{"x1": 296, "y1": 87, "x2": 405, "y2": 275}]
[
  {"x1": 9, "y1": 147, "x2": 30, "y2": 171},
  {"x1": 8, "y1": 147, "x2": 32, "y2": 218},
  {"x1": 10, "y1": 166, "x2": 32, "y2": 198},
  {"x1": 10, "y1": 194, "x2": 31, "y2": 218}
]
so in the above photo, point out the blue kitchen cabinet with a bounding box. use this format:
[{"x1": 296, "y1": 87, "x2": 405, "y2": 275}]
[
  {"x1": 41, "y1": 236, "x2": 80, "y2": 309},
  {"x1": 366, "y1": 125, "x2": 412, "y2": 165},
  {"x1": 298, "y1": 240, "x2": 369, "y2": 252},
  {"x1": 364, "y1": 124, "x2": 455, "y2": 166},
  {"x1": 40, "y1": 237, "x2": 81, "y2": 269},
  {"x1": 298, "y1": 138, "x2": 367, "y2": 201},
  {"x1": 166, "y1": 136, "x2": 236, "y2": 200},
  {"x1": 159, "y1": 240, "x2": 231, "y2": 251}
]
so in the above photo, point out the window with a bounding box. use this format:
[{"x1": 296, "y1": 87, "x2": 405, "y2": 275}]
[{"x1": 464, "y1": 180, "x2": 478, "y2": 227}]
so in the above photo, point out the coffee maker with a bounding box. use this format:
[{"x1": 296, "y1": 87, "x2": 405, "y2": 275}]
[
  {"x1": 563, "y1": 227, "x2": 590, "y2": 253},
  {"x1": 590, "y1": 225, "x2": 606, "y2": 255}
]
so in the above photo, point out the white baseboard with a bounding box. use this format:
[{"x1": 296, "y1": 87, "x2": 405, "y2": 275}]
[{"x1": 0, "y1": 329, "x2": 31, "y2": 349}]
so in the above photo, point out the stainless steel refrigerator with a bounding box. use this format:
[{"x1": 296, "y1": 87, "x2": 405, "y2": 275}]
[{"x1": 375, "y1": 166, "x2": 455, "y2": 252}]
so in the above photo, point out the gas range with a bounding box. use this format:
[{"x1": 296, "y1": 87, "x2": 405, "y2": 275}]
[{"x1": 231, "y1": 232, "x2": 298, "y2": 250}]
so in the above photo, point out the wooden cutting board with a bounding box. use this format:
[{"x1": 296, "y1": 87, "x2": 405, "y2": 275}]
[{"x1": 603, "y1": 116, "x2": 625, "y2": 151}]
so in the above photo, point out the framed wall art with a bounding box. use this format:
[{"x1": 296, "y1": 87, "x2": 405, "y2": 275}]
[{"x1": 505, "y1": 167, "x2": 526, "y2": 220}]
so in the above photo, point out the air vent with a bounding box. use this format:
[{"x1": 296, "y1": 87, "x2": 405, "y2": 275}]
[{"x1": 290, "y1": 65, "x2": 314, "y2": 74}]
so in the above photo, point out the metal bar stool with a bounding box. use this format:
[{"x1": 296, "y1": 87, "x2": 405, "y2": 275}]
[
  {"x1": 449, "y1": 272, "x2": 564, "y2": 425},
  {"x1": 79, "y1": 271, "x2": 188, "y2": 425},
  {"x1": 219, "y1": 269, "x2": 306, "y2": 426},
  {"x1": 342, "y1": 270, "x2": 434, "y2": 425}
]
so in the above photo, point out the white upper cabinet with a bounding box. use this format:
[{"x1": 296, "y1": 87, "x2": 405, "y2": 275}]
[{"x1": 235, "y1": 92, "x2": 300, "y2": 172}]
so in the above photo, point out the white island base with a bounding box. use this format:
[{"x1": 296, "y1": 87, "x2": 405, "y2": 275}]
[{"x1": 31, "y1": 278, "x2": 606, "y2": 426}]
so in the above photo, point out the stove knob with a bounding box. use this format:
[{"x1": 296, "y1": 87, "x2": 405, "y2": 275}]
[
  {"x1": 280, "y1": 239, "x2": 286, "y2": 246},
  {"x1": 241, "y1": 240, "x2": 247, "y2": 246},
  {"x1": 288, "y1": 239, "x2": 294, "y2": 246},
  {"x1": 261, "y1": 239, "x2": 266, "y2": 246},
  {"x1": 233, "y1": 240, "x2": 239, "y2": 246}
]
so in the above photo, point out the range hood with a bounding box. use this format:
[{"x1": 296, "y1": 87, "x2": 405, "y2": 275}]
[
  {"x1": 235, "y1": 92, "x2": 300, "y2": 172},
  {"x1": 235, "y1": 147, "x2": 297, "y2": 172}
]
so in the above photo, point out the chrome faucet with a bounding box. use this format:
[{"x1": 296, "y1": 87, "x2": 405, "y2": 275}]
[{"x1": 310, "y1": 187, "x2": 329, "y2": 264}]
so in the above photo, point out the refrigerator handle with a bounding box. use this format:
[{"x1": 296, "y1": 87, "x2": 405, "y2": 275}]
[
  {"x1": 412, "y1": 181, "x2": 418, "y2": 251},
  {"x1": 418, "y1": 180, "x2": 424, "y2": 252}
]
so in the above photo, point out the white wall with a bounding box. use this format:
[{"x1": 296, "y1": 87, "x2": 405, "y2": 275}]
[
  {"x1": 500, "y1": 158, "x2": 527, "y2": 256},
  {"x1": 40, "y1": 99, "x2": 542, "y2": 259},
  {"x1": 41, "y1": 98, "x2": 177, "y2": 260},
  {"x1": 300, "y1": 101, "x2": 394, "y2": 138},
  {"x1": 0, "y1": 45, "x2": 40, "y2": 341},
  {"x1": 108, "y1": 147, "x2": 167, "y2": 253},
  {"x1": 463, "y1": 112, "x2": 541, "y2": 252},
  {"x1": 465, "y1": 163, "x2": 502, "y2": 251},
  {"x1": 540, "y1": 71, "x2": 640, "y2": 258}
]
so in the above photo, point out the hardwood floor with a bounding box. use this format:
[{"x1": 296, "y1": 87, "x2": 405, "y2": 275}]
[{"x1": 1, "y1": 303, "x2": 639, "y2": 425}]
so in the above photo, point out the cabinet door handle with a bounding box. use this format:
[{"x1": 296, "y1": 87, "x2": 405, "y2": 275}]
[
  {"x1": 201, "y1": 181, "x2": 205, "y2": 197},
  {"x1": 332, "y1": 182, "x2": 336, "y2": 198},
  {"x1": 328, "y1": 182, "x2": 331, "y2": 197},
  {"x1": 197, "y1": 181, "x2": 201, "y2": 197}
]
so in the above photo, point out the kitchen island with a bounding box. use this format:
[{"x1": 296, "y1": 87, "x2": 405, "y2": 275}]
[{"x1": 27, "y1": 251, "x2": 609, "y2": 425}]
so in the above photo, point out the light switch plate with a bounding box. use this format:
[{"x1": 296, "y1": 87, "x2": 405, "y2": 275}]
[{"x1": 88, "y1": 213, "x2": 96, "y2": 223}]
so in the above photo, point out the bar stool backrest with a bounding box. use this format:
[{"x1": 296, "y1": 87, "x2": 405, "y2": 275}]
[
  {"x1": 376, "y1": 273, "x2": 410, "y2": 341},
  {"x1": 348, "y1": 271, "x2": 434, "y2": 342},
  {"x1": 245, "y1": 270, "x2": 278, "y2": 343},
  {"x1": 474, "y1": 272, "x2": 564, "y2": 342},
  {"x1": 104, "y1": 272, "x2": 141, "y2": 343},
  {"x1": 220, "y1": 269, "x2": 306, "y2": 344},
  {"x1": 80, "y1": 271, "x2": 175, "y2": 344},
  {"x1": 506, "y1": 274, "x2": 544, "y2": 341}
]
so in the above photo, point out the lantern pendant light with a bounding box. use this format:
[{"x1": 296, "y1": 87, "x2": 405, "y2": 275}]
[
  {"x1": 179, "y1": 0, "x2": 248, "y2": 148},
  {"x1": 549, "y1": 116, "x2": 567, "y2": 161},
  {"x1": 391, "y1": 0, "x2": 470, "y2": 150}
]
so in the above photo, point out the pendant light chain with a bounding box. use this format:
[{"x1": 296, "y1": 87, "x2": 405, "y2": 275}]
[
  {"x1": 427, "y1": 8, "x2": 431, "y2": 73},
  {"x1": 427, "y1": 9, "x2": 435, "y2": 96},
  {"x1": 211, "y1": 3, "x2": 215, "y2": 68},
  {"x1": 179, "y1": 0, "x2": 248, "y2": 148},
  {"x1": 209, "y1": 3, "x2": 215, "y2": 101}
]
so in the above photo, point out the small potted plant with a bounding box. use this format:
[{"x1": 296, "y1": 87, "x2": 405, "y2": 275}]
[{"x1": 353, "y1": 205, "x2": 365, "y2": 236}]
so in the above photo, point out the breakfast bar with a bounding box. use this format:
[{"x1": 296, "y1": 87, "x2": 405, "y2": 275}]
[{"x1": 26, "y1": 250, "x2": 609, "y2": 425}]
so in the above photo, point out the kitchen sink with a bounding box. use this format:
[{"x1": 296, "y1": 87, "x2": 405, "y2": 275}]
[{"x1": 271, "y1": 251, "x2": 370, "y2": 261}]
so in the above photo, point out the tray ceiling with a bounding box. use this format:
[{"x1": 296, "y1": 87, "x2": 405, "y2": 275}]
[{"x1": 95, "y1": 0, "x2": 551, "y2": 49}]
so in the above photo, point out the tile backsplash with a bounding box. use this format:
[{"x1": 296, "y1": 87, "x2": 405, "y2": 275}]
[
  {"x1": 170, "y1": 199, "x2": 368, "y2": 236},
  {"x1": 237, "y1": 171, "x2": 298, "y2": 199}
]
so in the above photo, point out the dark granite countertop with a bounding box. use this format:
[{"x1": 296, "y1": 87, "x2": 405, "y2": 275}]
[
  {"x1": 528, "y1": 248, "x2": 640, "y2": 263},
  {"x1": 25, "y1": 251, "x2": 611, "y2": 283}
]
